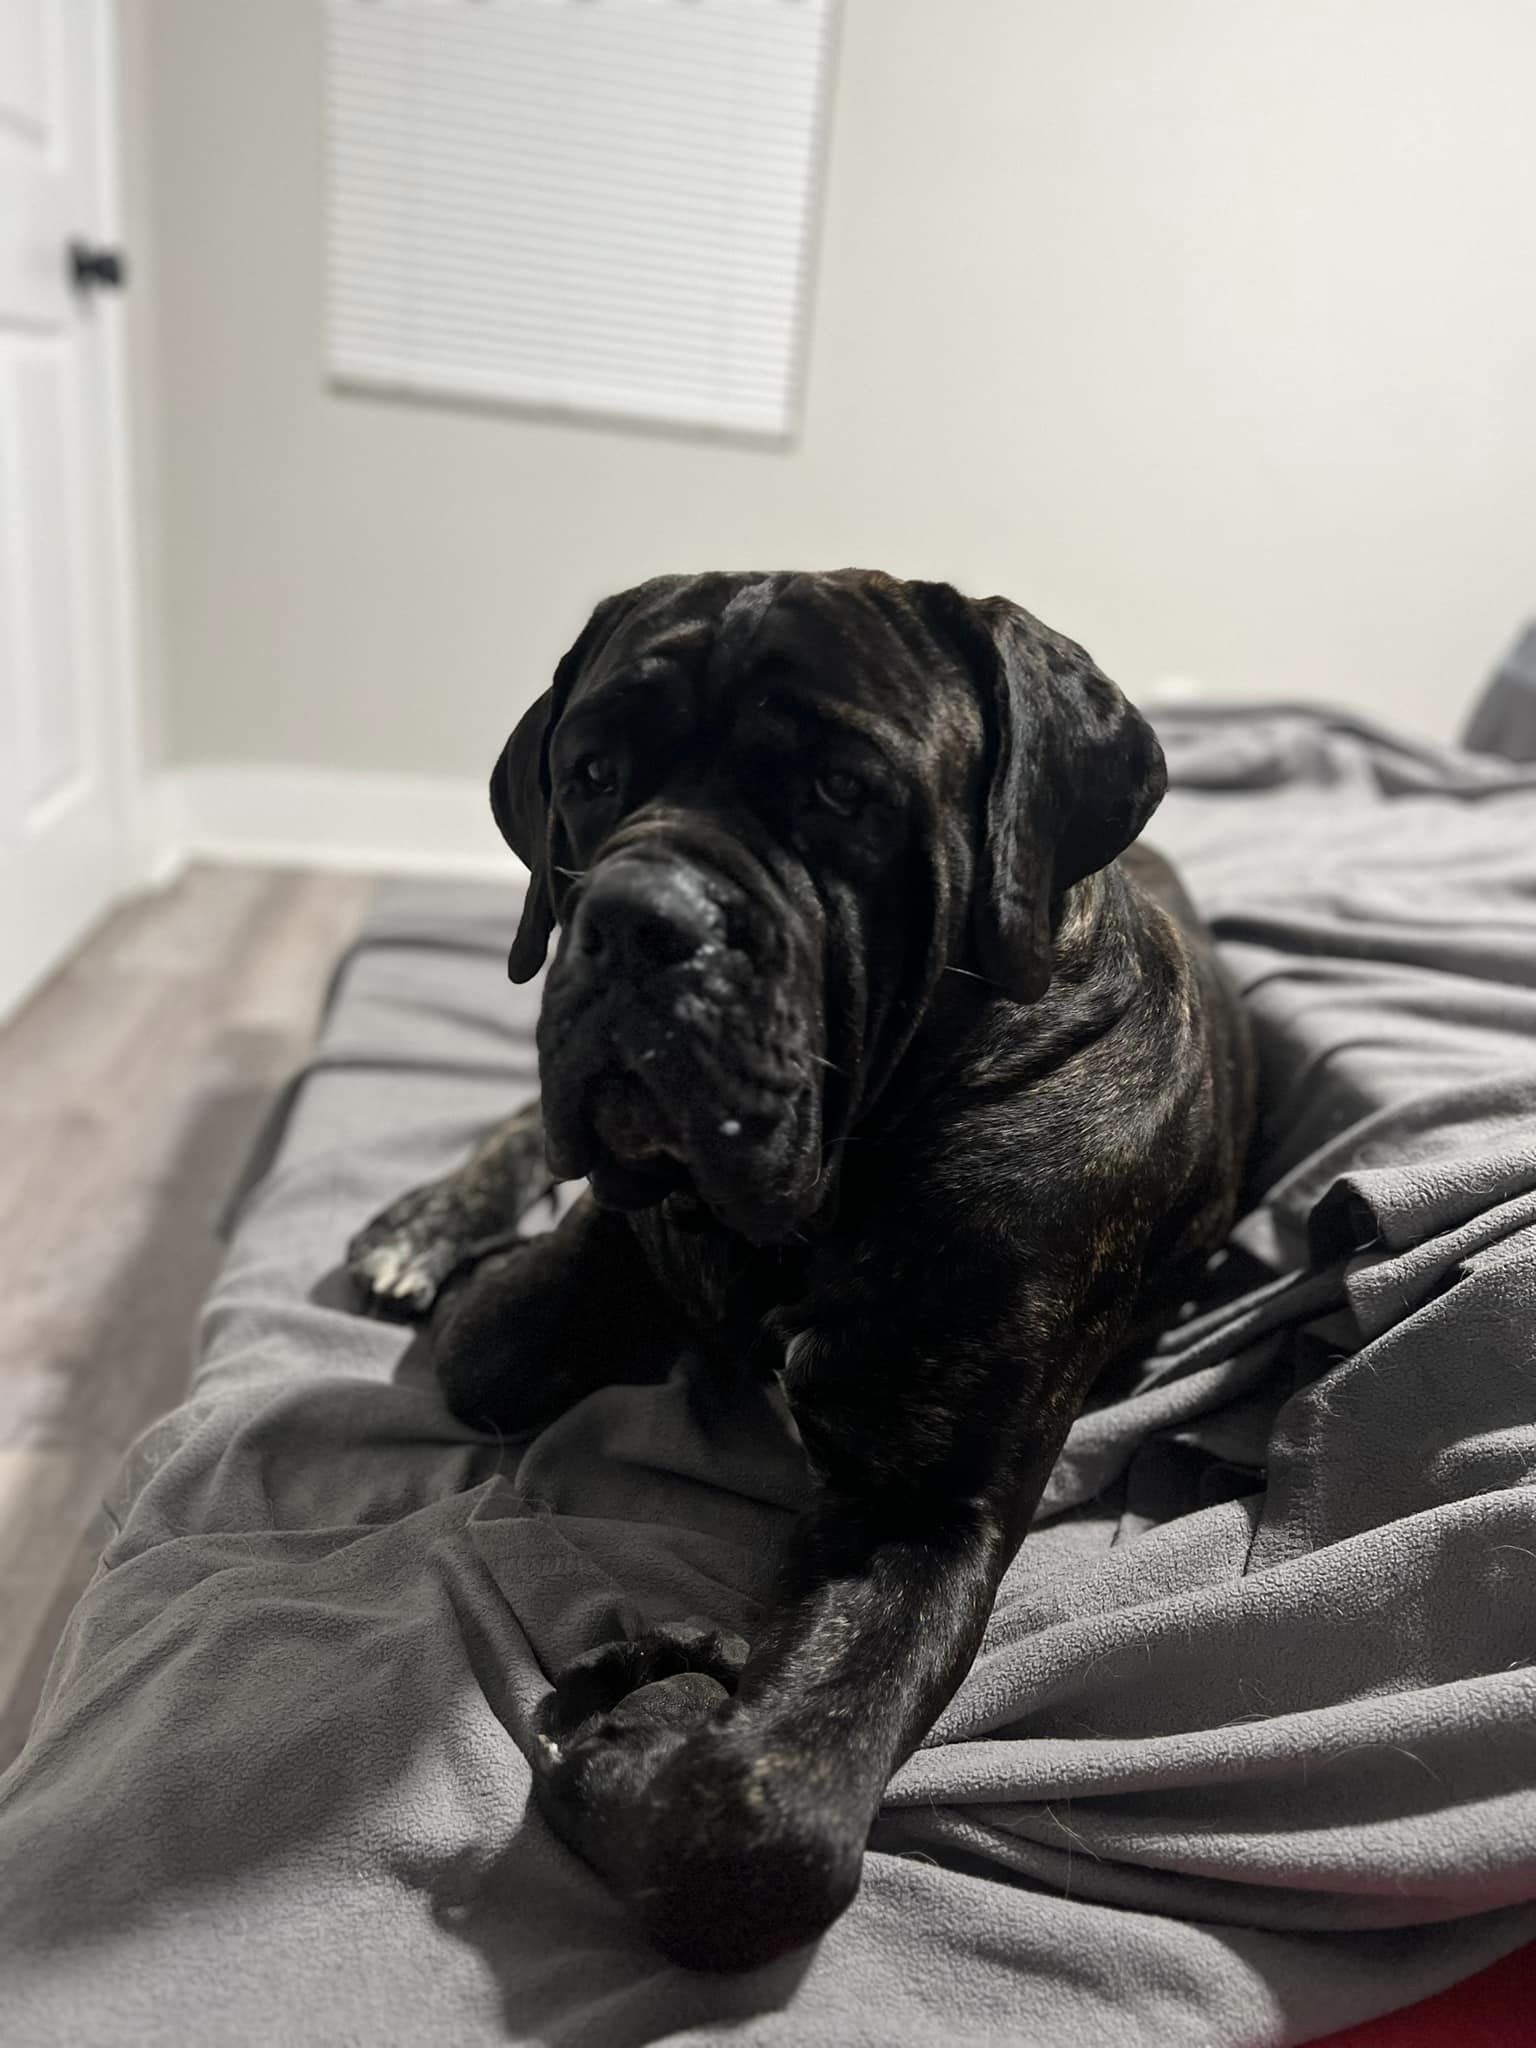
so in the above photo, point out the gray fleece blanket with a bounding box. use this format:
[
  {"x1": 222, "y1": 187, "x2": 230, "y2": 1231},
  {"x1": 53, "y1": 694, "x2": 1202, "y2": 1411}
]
[{"x1": 3, "y1": 708, "x2": 1535, "y2": 2047}]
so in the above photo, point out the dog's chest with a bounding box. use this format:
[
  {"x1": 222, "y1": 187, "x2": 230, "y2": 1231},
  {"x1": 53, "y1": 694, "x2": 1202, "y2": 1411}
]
[{"x1": 628, "y1": 1208, "x2": 807, "y2": 1362}]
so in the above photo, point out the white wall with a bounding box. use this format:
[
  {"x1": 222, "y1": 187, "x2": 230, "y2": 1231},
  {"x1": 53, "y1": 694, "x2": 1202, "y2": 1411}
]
[{"x1": 129, "y1": 0, "x2": 1536, "y2": 788}]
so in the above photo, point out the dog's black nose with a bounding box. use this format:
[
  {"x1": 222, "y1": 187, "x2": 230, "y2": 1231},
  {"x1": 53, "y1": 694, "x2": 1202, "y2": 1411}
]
[{"x1": 573, "y1": 862, "x2": 722, "y2": 976}]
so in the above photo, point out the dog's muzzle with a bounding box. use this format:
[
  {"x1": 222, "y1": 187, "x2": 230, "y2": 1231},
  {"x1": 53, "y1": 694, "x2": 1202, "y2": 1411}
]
[{"x1": 537, "y1": 853, "x2": 823, "y2": 1243}]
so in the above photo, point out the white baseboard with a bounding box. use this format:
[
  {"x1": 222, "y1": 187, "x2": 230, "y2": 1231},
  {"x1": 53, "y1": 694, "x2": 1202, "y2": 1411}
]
[{"x1": 150, "y1": 764, "x2": 526, "y2": 887}]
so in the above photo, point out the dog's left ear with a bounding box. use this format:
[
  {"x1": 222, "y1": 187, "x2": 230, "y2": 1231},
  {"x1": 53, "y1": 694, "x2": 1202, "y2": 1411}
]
[
  {"x1": 492, "y1": 594, "x2": 626, "y2": 983},
  {"x1": 916, "y1": 585, "x2": 1167, "y2": 1004}
]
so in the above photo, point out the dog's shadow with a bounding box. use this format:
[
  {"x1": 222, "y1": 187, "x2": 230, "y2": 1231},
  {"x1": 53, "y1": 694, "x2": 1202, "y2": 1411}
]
[
  {"x1": 395, "y1": 1830, "x2": 817, "y2": 2041},
  {"x1": 309, "y1": 1264, "x2": 441, "y2": 1390}
]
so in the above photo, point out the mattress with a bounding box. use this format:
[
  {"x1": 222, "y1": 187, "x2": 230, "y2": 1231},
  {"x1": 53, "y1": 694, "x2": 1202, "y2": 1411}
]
[{"x1": 1, "y1": 704, "x2": 1534, "y2": 2046}]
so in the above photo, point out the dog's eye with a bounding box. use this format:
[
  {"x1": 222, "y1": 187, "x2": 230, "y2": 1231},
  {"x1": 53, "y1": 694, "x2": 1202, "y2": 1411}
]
[
  {"x1": 574, "y1": 753, "x2": 620, "y2": 799},
  {"x1": 811, "y1": 769, "x2": 865, "y2": 817}
]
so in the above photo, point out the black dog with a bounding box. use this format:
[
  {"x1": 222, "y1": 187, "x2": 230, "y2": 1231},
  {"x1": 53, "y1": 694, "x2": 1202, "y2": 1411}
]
[{"x1": 348, "y1": 569, "x2": 1254, "y2": 1971}]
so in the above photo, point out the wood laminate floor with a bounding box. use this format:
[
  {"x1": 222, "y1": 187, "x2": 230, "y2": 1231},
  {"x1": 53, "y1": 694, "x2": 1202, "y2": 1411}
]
[{"x1": 0, "y1": 864, "x2": 373, "y2": 1771}]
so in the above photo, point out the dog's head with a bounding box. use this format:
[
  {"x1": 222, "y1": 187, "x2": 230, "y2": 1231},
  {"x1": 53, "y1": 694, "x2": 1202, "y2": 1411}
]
[{"x1": 492, "y1": 570, "x2": 1164, "y2": 1244}]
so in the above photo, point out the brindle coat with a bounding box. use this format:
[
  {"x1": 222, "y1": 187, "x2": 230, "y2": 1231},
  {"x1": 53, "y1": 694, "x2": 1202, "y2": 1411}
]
[{"x1": 348, "y1": 569, "x2": 1255, "y2": 1971}]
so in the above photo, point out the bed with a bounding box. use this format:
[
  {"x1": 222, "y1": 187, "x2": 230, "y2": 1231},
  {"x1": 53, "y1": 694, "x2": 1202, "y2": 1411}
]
[{"x1": 1, "y1": 696, "x2": 1534, "y2": 2046}]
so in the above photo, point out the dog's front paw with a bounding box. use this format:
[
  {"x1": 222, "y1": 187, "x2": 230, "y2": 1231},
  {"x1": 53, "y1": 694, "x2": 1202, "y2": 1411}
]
[
  {"x1": 532, "y1": 1621, "x2": 862, "y2": 1968},
  {"x1": 531, "y1": 1621, "x2": 750, "y2": 1898},
  {"x1": 346, "y1": 1181, "x2": 485, "y2": 1320},
  {"x1": 534, "y1": 1666, "x2": 863, "y2": 1973},
  {"x1": 537, "y1": 1619, "x2": 750, "y2": 1755}
]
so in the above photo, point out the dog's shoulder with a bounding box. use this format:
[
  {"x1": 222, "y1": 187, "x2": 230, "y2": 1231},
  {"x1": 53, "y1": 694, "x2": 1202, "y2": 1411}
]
[{"x1": 857, "y1": 856, "x2": 1243, "y2": 1233}]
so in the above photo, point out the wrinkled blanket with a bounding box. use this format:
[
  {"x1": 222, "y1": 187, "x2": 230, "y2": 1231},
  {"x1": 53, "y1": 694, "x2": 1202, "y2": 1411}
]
[{"x1": 2, "y1": 707, "x2": 1534, "y2": 2047}]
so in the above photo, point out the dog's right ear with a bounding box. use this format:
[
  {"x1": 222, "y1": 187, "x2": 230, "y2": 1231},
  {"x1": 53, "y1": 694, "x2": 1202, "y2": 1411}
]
[
  {"x1": 492, "y1": 595, "x2": 625, "y2": 983},
  {"x1": 492, "y1": 693, "x2": 557, "y2": 982}
]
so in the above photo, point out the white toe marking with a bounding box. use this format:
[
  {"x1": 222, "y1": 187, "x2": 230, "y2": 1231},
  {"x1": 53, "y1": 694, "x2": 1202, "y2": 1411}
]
[{"x1": 369, "y1": 1249, "x2": 406, "y2": 1290}]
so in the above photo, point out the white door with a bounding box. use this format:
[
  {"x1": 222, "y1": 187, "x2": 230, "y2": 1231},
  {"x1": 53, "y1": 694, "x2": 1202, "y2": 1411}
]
[{"x1": 0, "y1": 0, "x2": 138, "y2": 1022}]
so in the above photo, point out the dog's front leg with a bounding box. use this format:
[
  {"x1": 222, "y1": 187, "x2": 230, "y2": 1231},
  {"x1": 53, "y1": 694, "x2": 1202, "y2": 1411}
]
[
  {"x1": 347, "y1": 1098, "x2": 552, "y2": 1317},
  {"x1": 532, "y1": 1254, "x2": 1107, "y2": 1972},
  {"x1": 534, "y1": 1472, "x2": 1038, "y2": 1970},
  {"x1": 431, "y1": 1191, "x2": 690, "y2": 1435}
]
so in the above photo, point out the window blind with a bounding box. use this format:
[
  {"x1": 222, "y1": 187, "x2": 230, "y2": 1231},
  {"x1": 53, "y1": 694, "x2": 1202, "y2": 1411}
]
[{"x1": 324, "y1": 0, "x2": 837, "y2": 439}]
